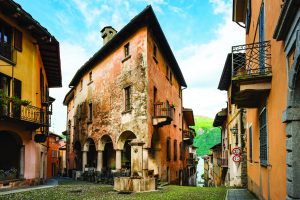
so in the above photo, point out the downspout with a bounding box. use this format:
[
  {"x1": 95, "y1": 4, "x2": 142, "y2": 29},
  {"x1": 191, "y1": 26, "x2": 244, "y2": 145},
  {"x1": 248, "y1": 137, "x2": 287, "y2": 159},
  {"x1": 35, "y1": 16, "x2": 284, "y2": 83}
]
[{"x1": 181, "y1": 86, "x2": 187, "y2": 185}]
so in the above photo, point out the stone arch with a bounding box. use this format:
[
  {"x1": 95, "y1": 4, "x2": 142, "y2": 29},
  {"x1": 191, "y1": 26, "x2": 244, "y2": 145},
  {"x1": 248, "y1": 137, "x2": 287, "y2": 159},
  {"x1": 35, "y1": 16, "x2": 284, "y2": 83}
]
[
  {"x1": 116, "y1": 131, "x2": 137, "y2": 150},
  {"x1": 98, "y1": 134, "x2": 115, "y2": 170},
  {"x1": 83, "y1": 138, "x2": 97, "y2": 168},
  {"x1": 98, "y1": 134, "x2": 114, "y2": 151},
  {"x1": 0, "y1": 131, "x2": 23, "y2": 179}
]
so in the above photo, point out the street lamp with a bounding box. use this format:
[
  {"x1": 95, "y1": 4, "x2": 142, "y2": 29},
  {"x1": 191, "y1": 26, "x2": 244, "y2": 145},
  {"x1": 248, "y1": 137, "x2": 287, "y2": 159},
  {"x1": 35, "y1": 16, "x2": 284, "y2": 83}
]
[{"x1": 230, "y1": 125, "x2": 238, "y2": 146}]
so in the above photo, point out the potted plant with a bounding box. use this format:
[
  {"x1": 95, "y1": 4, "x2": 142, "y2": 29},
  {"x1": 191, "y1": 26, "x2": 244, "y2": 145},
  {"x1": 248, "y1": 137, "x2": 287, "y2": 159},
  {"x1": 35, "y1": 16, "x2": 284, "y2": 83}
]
[{"x1": 170, "y1": 103, "x2": 176, "y2": 108}]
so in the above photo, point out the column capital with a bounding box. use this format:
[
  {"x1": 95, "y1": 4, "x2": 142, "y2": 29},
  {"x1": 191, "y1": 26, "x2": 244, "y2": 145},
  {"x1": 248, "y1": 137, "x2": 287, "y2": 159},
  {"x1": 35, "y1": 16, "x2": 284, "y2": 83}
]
[{"x1": 130, "y1": 139, "x2": 145, "y2": 146}]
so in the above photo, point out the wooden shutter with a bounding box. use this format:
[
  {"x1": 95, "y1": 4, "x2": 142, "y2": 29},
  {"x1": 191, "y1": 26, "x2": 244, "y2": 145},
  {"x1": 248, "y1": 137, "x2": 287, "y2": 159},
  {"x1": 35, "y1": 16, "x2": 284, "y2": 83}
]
[
  {"x1": 14, "y1": 29, "x2": 22, "y2": 52},
  {"x1": 259, "y1": 107, "x2": 267, "y2": 165}
]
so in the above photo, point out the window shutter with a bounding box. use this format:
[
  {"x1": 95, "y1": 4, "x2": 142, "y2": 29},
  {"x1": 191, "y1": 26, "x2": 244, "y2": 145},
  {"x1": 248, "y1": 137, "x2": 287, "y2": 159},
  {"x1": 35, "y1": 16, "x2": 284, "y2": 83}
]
[
  {"x1": 14, "y1": 29, "x2": 22, "y2": 52},
  {"x1": 246, "y1": 0, "x2": 251, "y2": 34}
]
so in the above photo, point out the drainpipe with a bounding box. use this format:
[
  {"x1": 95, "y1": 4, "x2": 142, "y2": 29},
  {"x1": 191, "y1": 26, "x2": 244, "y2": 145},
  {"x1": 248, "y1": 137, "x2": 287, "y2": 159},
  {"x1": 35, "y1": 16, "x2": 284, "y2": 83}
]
[{"x1": 181, "y1": 86, "x2": 187, "y2": 185}]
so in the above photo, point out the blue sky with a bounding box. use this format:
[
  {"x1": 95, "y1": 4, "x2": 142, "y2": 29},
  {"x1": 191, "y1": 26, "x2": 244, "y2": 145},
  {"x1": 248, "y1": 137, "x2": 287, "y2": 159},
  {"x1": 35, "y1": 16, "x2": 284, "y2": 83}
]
[{"x1": 15, "y1": 0, "x2": 244, "y2": 134}]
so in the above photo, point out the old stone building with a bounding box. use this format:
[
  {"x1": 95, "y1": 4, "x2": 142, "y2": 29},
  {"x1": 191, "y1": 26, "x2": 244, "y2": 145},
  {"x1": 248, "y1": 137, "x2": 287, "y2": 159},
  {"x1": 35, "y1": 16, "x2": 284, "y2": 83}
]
[{"x1": 63, "y1": 6, "x2": 195, "y2": 191}]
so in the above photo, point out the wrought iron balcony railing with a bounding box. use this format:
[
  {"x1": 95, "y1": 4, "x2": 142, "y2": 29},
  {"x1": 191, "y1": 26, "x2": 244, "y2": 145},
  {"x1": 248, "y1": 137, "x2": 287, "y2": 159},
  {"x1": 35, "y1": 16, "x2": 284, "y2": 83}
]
[
  {"x1": 0, "y1": 42, "x2": 16, "y2": 65},
  {"x1": 183, "y1": 129, "x2": 195, "y2": 140},
  {"x1": 153, "y1": 102, "x2": 173, "y2": 119},
  {"x1": 0, "y1": 102, "x2": 49, "y2": 127},
  {"x1": 232, "y1": 41, "x2": 271, "y2": 80}
]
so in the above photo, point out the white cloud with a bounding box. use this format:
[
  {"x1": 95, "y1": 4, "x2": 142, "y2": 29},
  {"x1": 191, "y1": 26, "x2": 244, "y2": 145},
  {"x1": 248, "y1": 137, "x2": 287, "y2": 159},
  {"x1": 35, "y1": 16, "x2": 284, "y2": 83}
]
[
  {"x1": 178, "y1": 0, "x2": 244, "y2": 117},
  {"x1": 209, "y1": 0, "x2": 231, "y2": 15},
  {"x1": 183, "y1": 88, "x2": 227, "y2": 118}
]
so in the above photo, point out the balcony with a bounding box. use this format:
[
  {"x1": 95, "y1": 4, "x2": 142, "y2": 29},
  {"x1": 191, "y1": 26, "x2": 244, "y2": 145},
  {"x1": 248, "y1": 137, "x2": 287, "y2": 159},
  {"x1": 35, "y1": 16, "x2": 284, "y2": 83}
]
[
  {"x1": 0, "y1": 101, "x2": 49, "y2": 129},
  {"x1": 232, "y1": 41, "x2": 272, "y2": 108},
  {"x1": 183, "y1": 129, "x2": 195, "y2": 145},
  {"x1": 0, "y1": 42, "x2": 16, "y2": 65},
  {"x1": 152, "y1": 102, "x2": 173, "y2": 127}
]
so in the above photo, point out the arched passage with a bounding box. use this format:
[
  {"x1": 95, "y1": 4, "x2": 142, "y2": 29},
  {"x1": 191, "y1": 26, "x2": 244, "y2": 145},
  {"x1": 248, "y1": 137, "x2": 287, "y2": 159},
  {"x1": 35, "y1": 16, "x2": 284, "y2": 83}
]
[
  {"x1": 74, "y1": 141, "x2": 82, "y2": 171},
  {"x1": 99, "y1": 134, "x2": 115, "y2": 171},
  {"x1": 0, "y1": 131, "x2": 22, "y2": 179},
  {"x1": 116, "y1": 131, "x2": 137, "y2": 173},
  {"x1": 84, "y1": 138, "x2": 97, "y2": 168}
]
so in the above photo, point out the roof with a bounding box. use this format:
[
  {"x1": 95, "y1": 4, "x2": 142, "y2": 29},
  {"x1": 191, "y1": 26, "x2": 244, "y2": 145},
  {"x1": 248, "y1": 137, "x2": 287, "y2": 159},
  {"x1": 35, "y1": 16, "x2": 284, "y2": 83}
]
[
  {"x1": 213, "y1": 108, "x2": 227, "y2": 127},
  {"x1": 69, "y1": 5, "x2": 187, "y2": 88},
  {"x1": 183, "y1": 108, "x2": 195, "y2": 126},
  {"x1": 63, "y1": 88, "x2": 74, "y2": 105},
  {"x1": 210, "y1": 143, "x2": 222, "y2": 150},
  {"x1": 0, "y1": 0, "x2": 62, "y2": 88},
  {"x1": 273, "y1": 0, "x2": 300, "y2": 41},
  {"x1": 218, "y1": 54, "x2": 232, "y2": 91}
]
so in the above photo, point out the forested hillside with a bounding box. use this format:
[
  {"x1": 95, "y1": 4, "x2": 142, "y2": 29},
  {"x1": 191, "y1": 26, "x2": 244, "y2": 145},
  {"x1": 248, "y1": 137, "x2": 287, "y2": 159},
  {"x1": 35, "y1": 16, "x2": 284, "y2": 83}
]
[{"x1": 192, "y1": 116, "x2": 221, "y2": 156}]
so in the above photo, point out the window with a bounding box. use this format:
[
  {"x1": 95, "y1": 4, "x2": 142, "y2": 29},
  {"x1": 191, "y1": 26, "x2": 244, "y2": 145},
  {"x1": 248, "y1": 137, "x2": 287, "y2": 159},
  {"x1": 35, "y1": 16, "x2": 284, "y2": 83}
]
[
  {"x1": 174, "y1": 140, "x2": 177, "y2": 161},
  {"x1": 0, "y1": 72, "x2": 11, "y2": 96},
  {"x1": 40, "y1": 69, "x2": 45, "y2": 102},
  {"x1": 14, "y1": 29, "x2": 22, "y2": 52},
  {"x1": 166, "y1": 65, "x2": 169, "y2": 80},
  {"x1": 179, "y1": 142, "x2": 184, "y2": 160},
  {"x1": 124, "y1": 43, "x2": 130, "y2": 57},
  {"x1": 166, "y1": 138, "x2": 171, "y2": 161},
  {"x1": 259, "y1": 3, "x2": 265, "y2": 71},
  {"x1": 245, "y1": 0, "x2": 251, "y2": 34},
  {"x1": 124, "y1": 86, "x2": 131, "y2": 111},
  {"x1": 51, "y1": 150, "x2": 58, "y2": 158},
  {"x1": 153, "y1": 44, "x2": 157, "y2": 58},
  {"x1": 249, "y1": 125, "x2": 253, "y2": 163},
  {"x1": 259, "y1": 107, "x2": 267, "y2": 166},
  {"x1": 80, "y1": 79, "x2": 83, "y2": 91},
  {"x1": 89, "y1": 71, "x2": 92, "y2": 82},
  {"x1": 89, "y1": 103, "x2": 93, "y2": 121},
  {"x1": 0, "y1": 20, "x2": 13, "y2": 61}
]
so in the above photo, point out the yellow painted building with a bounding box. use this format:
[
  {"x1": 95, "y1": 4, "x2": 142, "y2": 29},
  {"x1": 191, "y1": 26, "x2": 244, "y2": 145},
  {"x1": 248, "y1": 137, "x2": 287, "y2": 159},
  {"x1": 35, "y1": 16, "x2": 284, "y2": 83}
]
[
  {"x1": 0, "y1": 1, "x2": 61, "y2": 187},
  {"x1": 228, "y1": 0, "x2": 300, "y2": 199}
]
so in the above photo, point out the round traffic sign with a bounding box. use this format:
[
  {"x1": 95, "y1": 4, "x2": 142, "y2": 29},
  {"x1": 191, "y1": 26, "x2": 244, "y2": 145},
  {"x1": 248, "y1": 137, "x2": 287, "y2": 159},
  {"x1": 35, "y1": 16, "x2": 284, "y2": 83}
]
[
  {"x1": 232, "y1": 155, "x2": 241, "y2": 162},
  {"x1": 232, "y1": 147, "x2": 241, "y2": 155}
]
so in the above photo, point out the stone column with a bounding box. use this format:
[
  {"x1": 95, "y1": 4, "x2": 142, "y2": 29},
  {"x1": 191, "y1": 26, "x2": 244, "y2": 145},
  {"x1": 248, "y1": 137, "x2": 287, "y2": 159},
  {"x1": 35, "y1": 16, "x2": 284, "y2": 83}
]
[
  {"x1": 130, "y1": 140, "x2": 145, "y2": 177},
  {"x1": 116, "y1": 149, "x2": 122, "y2": 171},
  {"x1": 19, "y1": 145, "x2": 25, "y2": 178},
  {"x1": 97, "y1": 150, "x2": 103, "y2": 172},
  {"x1": 283, "y1": 107, "x2": 300, "y2": 199},
  {"x1": 142, "y1": 148, "x2": 149, "y2": 177},
  {"x1": 82, "y1": 151, "x2": 87, "y2": 171}
]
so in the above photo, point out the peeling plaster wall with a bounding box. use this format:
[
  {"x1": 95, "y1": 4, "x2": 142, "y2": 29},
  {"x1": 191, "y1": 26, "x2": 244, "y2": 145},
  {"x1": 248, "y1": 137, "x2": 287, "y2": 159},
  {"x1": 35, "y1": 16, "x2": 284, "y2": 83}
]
[
  {"x1": 69, "y1": 27, "x2": 149, "y2": 152},
  {"x1": 66, "y1": 26, "x2": 185, "y2": 184}
]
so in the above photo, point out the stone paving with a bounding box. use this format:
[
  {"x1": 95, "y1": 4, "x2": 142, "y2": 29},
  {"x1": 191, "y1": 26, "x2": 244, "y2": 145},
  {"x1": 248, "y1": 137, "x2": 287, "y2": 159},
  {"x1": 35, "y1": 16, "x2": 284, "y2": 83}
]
[
  {"x1": 0, "y1": 178, "x2": 58, "y2": 196},
  {"x1": 226, "y1": 189, "x2": 257, "y2": 200}
]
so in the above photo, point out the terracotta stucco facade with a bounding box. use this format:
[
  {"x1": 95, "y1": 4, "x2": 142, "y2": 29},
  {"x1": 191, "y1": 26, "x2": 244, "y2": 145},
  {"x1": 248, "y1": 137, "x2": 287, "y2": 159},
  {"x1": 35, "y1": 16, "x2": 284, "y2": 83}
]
[{"x1": 229, "y1": 0, "x2": 300, "y2": 199}]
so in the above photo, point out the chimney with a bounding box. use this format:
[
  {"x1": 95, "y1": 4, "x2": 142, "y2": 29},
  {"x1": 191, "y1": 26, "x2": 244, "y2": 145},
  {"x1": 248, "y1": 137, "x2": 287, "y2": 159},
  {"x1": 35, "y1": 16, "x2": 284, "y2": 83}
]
[{"x1": 101, "y1": 26, "x2": 117, "y2": 46}]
